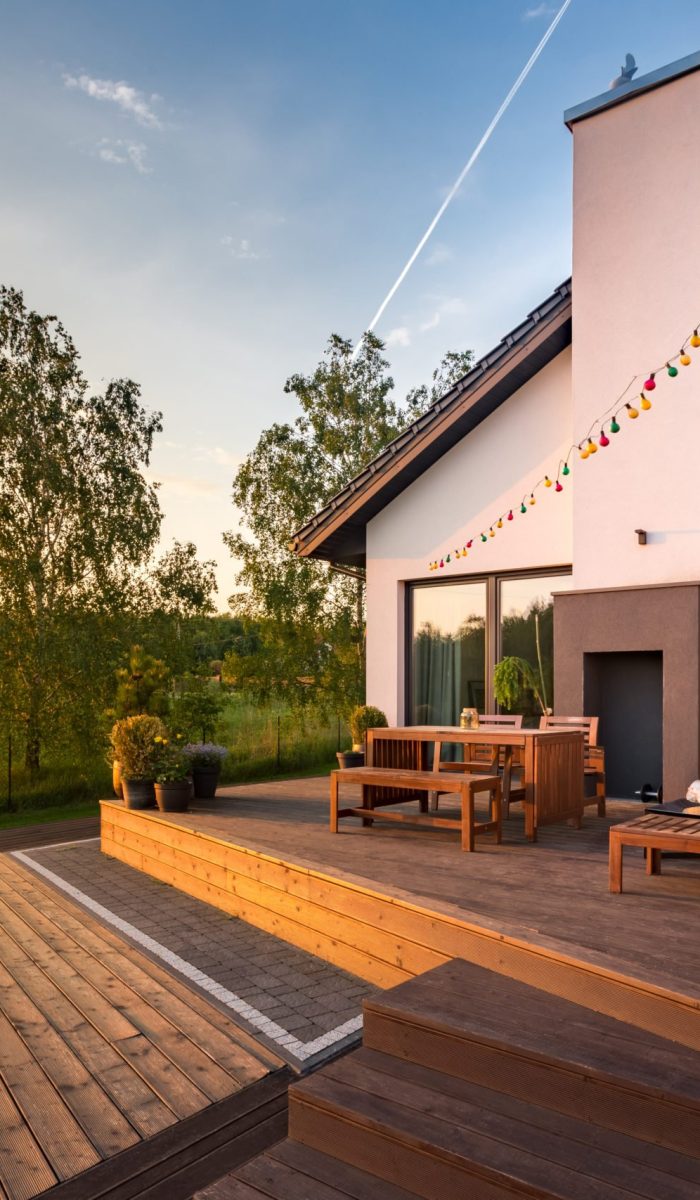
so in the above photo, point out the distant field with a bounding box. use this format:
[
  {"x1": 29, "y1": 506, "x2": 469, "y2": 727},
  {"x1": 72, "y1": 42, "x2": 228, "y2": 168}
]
[{"x1": 0, "y1": 694, "x2": 349, "y2": 826}]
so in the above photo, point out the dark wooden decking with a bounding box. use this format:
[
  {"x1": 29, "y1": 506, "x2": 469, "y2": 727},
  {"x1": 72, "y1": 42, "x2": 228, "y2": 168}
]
[
  {"x1": 0, "y1": 853, "x2": 288, "y2": 1200},
  {"x1": 107, "y1": 776, "x2": 700, "y2": 1002}
]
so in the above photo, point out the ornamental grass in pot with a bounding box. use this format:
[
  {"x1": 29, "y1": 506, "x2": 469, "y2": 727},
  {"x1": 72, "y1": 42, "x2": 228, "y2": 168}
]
[
  {"x1": 153, "y1": 735, "x2": 191, "y2": 813},
  {"x1": 337, "y1": 705, "x2": 388, "y2": 768},
  {"x1": 109, "y1": 715, "x2": 166, "y2": 809},
  {"x1": 183, "y1": 743, "x2": 228, "y2": 799}
]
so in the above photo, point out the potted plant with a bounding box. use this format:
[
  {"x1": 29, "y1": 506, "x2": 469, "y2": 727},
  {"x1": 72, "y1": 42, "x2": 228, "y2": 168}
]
[
  {"x1": 337, "y1": 705, "x2": 388, "y2": 768},
  {"x1": 109, "y1": 646, "x2": 171, "y2": 797},
  {"x1": 183, "y1": 742, "x2": 229, "y2": 799},
  {"x1": 109, "y1": 715, "x2": 166, "y2": 809},
  {"x1": 493, "y1": 657, "x2": 548, "y2": 717},
  {"x1": 153, "y1": 735, "x2": 191, "y2": 812}
]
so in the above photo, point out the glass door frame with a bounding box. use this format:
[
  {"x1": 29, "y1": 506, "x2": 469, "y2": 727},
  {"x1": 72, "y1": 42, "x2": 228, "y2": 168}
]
[{"x1": 405, "y1": 565, "x2": 572, "y2": 720}]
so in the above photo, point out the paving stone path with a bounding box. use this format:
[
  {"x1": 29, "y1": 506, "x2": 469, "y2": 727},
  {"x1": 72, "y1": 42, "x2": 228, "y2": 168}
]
[{"x1": 19, "y1": 840, "x2": 378, "y2": 1063}]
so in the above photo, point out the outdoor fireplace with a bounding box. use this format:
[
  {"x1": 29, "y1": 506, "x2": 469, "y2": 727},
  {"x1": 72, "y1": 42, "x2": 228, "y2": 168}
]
[{"x1": 553, "y1": 583, "x2": 700, "y2": 802}]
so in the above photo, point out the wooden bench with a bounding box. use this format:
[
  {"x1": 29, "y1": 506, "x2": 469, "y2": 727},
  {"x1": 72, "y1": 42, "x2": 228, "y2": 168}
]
[
  {"x1": 609, "y1": 813, "x2": 700, "y2": 892},
  {"x1": 330, "y1": 767, "x2": 501, "y2": 852}
]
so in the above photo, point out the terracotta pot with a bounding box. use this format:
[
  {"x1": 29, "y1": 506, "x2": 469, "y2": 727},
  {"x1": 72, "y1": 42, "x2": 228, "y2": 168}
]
[
  {"x1": 155, "y1": 780, "x2": 191, "y2": 813},
  {"x1": 122, "y1": 778, "x2": 156, "y2": 809},
  {"x1": 336, "y1": 750, "x2": 364, "y2": 769},
  {"x1": 112, "y1": 760, "x2": 123, "y2": 798},
  {"x1": 192, "y1": 765, "x2": 220, "y2": 800}
]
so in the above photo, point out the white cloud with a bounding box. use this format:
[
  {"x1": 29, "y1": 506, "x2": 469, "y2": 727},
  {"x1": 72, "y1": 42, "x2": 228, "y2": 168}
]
[
  {"x1": 97, "y1": 139, "x2": 151, "y2": 174},
  {"x1": 195, "y1": 445, "x2": 240, "y2": 468},
  {"x1": 523, "y1": 3, "x2": 556, "y2": 18},
  {"x1": 148, "y1": 471, "x2": 225, "y2": 498},
  {"x1": 425, "y1": 244, "x2": 453, "y2": 267},
  {"x1": 420, "y1": 296, "x2": 467, "y2": 333},
  {"x1": 385, "y1": 326, "x2": 411, "y2": 348},
  {"x1": 64, "y1": 73, "x2": 163, "y2": 129},
  {"x1": 220, "y1": 235, "x2": 262, "y2": 260}
]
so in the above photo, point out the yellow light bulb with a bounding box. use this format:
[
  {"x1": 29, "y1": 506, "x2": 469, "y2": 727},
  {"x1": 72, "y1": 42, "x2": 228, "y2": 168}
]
[
  {"x1": 489, "y1": 528, "x2": 495, "y2": 537},
  {"x1": 544, "y1": 476, "x2": 552, "y2": 487},
  {"x1": 580, "y1": 446, "x2": 589, "y2": 459},
  {"x1": 627, "y1": 405, "x2": 639, "y2": 419},
  {"x1": 640, "y1": 394, "x2": 652, "y2": 411},
  {"x1": 691, "y1": 333, "x2": 700, "y2": 348},
  {"x1": 680, "y1": 353, "x2": 692, "y2": 366},
  {"x1": 587, "y1": 439, "x2": 597, "y2": 454},
  {"x1": 529, "y1": 494, "x2": 536, "y2": 506}
]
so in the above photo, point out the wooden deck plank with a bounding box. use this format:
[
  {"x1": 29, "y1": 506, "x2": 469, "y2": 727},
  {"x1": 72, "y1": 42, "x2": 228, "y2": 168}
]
[
  {"x1": 0, "y1": 1079, "x2": 57, "y2": 1200},
  {"x1": 0, "y1": 887, "x2": 221, "y2": 1116},
  {"x1": 1, "y1": 857, "x2": 274, "y2": 1086},
  {"x1": 0, "y1": 959, "x2": 140, "y2": 1159},
  {"x1": 0, "y1": 938, "x2": 177, "y2": 1140},
  {"x1": 0, "y1": 1010, "x2": 101, "y2": 1180}
]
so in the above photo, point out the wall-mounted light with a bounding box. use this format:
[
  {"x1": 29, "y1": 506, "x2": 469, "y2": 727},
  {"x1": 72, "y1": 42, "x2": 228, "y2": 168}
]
[{"x1": 635, "y1": 529, "x2": 647, "y2": 545}]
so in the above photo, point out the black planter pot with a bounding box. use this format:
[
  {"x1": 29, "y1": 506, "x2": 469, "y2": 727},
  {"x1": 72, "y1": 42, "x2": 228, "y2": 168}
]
[
  {"x1": 122, "y1": 778, "x2": 156, "y2": 809},
  {"x1": 155, "y1": 780, "x2": 191, "y2": 813},
  {"x1": 192, "y1": 765, "x2": 221, "y2": 800},
  {"x1": 336, "y1": 750, "x2": 364, "y2": 769}
]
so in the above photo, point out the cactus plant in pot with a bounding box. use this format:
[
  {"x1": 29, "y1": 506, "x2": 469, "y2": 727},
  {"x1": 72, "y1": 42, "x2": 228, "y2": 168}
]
[
  {"x1": 337, "y1": 705, "x2": 388, "y2": 768},
  {"x1": 153, "y1": 735, "x2": 191, "y2": 812},
  {"x1": 109, "y1": 715, "x2": 166, "y2": 809}
]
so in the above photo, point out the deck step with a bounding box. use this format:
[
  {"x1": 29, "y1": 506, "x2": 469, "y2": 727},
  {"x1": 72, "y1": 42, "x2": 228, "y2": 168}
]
[
  {"x1": 363, "y1": 958, "x2": 700, "y2": 1158},
  {"x1": 198, "y1": 1139, "x2": 421, "y2": 1198},
  {"x1": 288, "y1": 1047, "x2": 700, "y2": 1200}
]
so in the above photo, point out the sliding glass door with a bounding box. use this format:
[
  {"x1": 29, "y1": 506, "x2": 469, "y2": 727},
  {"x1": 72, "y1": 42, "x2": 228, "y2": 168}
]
[
  {"x1": 409, "y1": 581, "x2": 487, "y2": 725},
  {"x1": 408, "y1": 569, "x2": 570, "y2": 724}
]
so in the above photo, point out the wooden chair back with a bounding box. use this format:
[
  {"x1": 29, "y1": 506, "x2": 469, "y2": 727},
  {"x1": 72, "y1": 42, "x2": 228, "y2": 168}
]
[
  {"x1": 539, "y1": 714, "x2": 600, "y2": 748},
  {"x1": 478, "y1": 714, "x2": 524, "y2": 728}
]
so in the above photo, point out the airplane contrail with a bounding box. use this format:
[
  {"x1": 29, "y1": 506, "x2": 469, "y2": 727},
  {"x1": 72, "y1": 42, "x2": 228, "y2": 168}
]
[{"x1": 352, "y1": 0, "x2": 574, "y2": 357}]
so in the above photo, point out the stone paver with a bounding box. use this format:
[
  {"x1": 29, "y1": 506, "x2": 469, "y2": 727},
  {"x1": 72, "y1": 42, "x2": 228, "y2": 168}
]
[{"x1": 20, "y1": 841, "x2": 378, "y2": 1059}]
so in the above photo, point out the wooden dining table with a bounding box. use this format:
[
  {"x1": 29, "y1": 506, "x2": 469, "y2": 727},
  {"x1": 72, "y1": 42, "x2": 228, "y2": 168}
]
[{"x1": 365, "y1": 725, "x2": 585, "y2": 842}]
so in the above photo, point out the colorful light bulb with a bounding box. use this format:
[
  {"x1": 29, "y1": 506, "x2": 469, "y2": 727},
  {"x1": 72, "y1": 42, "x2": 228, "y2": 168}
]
[
  {"x1": 507, "y1": 510, "x2": 514, "y2": 521},
  {"x1": 691, "y1": 331, "x2": 700, "y2": 349},
  {"x1": 640, "y1": 392, "x2": 652, "y2": 411},
  {"x1": 489, "y1": 528, "x2": 495, "y2": 538},
  {"x1": 579, "y1": 444, "x2": 589, "y2": 460},
  {"x1": 562, "y1": 463, "x2": 571, "y2": 475},
  {"x1": 481, "y1": 533, "x2": 487, "y2": 542},
  {"x1": 497, "y1": 518, "x2": 503, "y2": 528},
  {"x1": 667, "y1": 362, "x2": 679, "y2": 378},
  {"x1": 587, "y1": 439, "x2": 597, "y2": 455},
  {"x1": 520, "y1": 502, "x2": 527, "y2": 514},
  {"x1": 454, "y1": 549, "x2": 461, "y2": 558},
  {"x1": 610, "y1": 417, "x2": 620, "y2": 433},
  {"x1": 626, "y1": 403, "x2": 639, "y2": 419},
  {"x1": 555, "y1": 479, "x2": 563, "y2": 492},
  {"x1": 680, "y1": 352, "x2": 692, "y2": 367},
  {"x1": 544, "y1": 476, "x2": 552, "y2": 487},
  {"x1": 599, "y1": 430, "x2": 610, "y2": 447},
  {"x1": 644, "y1": 373, "x2": 656, "y2": 391},
  {"x1": 529, "y1": 493, "x2": 536, "y2": 506},
  {"x1": 439, "y1": 559, "x2": 444, "y2": 568},
  {"x1": 467, "y1": 539, "x2": 473, "y2": 548},
  {"x1": 446, "y1": 554, "x2": 451, "y2": 563}
]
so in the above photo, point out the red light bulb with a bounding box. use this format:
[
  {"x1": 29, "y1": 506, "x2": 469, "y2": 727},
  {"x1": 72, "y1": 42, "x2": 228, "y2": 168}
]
[
  {"x1": 599, "y1": 431, "x2": 610, "y2": 447},
  {"x1": 555, "y1": 479, "x2": 563, "y2": 492},
  {"x1": 644, "y1": 374, "x2": 656, "y2": 391}
]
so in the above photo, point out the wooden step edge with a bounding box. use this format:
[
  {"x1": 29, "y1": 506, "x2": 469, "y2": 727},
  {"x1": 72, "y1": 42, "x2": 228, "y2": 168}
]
[
  {"x1": 360, "y1": 1010, "x2": 700, "y2": 1161},
  {"x1": 288, "y1": 1081, "x2": 653, "y2": 1200}
]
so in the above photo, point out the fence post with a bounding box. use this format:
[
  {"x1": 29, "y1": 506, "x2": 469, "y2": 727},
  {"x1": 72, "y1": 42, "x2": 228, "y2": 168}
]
[
  {"x1": 275, "y1": 714, "x2": 281, "y2": 771},
  {"x1": 337, "y1": 715, "x2": 341, "y2": 751},
  {"x1": 7, "y1": 733, "x2": 13, "y2": 813}
]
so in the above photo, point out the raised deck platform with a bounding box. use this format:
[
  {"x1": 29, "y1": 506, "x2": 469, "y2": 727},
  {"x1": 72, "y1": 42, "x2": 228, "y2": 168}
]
[{"x1": 101, "y1": 777, "x2": 700, "y2": 1051}]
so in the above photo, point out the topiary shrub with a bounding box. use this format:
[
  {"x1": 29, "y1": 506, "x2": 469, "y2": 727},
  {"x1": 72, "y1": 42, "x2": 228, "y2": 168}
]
[{"x1": 349, "y1": 704, "x2": 388, "y2": 751}]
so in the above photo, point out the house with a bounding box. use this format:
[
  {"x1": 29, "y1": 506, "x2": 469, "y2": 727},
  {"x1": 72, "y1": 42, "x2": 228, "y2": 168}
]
[{"x1": 292, "y1": 50, "x2": 700, "y2": 803}]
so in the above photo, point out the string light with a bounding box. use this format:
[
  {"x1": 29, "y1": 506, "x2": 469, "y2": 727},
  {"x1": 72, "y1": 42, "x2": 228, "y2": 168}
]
[{"x1": 430, "y1": 316, "x2": 699, "y2": 570}]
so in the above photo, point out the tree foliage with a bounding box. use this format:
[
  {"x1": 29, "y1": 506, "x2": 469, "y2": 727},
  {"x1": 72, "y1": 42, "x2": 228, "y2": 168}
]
[
  {"x1": 226, "y1": 333, "x2": 473, "y2": 714},
  {"x1": 0, "y1": 287, "x2": 215, "y2": 770}
]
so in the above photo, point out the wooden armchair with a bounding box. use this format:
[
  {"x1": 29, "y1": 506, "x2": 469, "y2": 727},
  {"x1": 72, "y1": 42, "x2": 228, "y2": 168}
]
[
  {"x1": 433, "y1": 715, "x2": 524, "y2": 812},
  {"x1": 539, "y1": 714, "x2": 606, "y2": 817}
]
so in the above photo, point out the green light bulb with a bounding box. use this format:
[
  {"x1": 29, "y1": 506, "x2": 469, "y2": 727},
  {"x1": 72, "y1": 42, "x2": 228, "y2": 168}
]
[
  {"x1": 562, "y1": 463, "x2": 570, "y2": 476},
  {"x1": 667, "y1": 364, "x2": 678, "y2": 378},
  {"x1": 520, "y1": 503, "x2": 527, "y2": 514},
  {"x1": 610, "y1": 417, "x2": 620, "y2": 433}
]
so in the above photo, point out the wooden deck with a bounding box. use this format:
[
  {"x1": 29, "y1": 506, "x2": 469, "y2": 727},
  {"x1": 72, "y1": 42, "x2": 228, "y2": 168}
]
[
  {"x1": 101, "y1": 778, "x2": 700, "y2": 1054},
  {"x1": 0, "y1": 853, "x2": 289, "y2": 1200}
]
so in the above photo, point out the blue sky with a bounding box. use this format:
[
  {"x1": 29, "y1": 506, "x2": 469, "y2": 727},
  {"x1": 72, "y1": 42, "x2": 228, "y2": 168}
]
[{"x1": 1, "y1": 0, "x2": 698, "y2": 598}]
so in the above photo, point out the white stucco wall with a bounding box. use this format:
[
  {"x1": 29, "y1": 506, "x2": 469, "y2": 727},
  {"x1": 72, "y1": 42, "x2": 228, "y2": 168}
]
[
  {"x1": 366, "y1": 348, "x2": 573, "y2": 722},
  {"x1": 570, "y1": 68, "x2": 700, "y2": 589}
]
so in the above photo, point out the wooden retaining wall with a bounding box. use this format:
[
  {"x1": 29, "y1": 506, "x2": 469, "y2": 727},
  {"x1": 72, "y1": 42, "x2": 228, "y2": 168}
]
[{"x1": 101, "y1": 801, "x2": 700, "y2": 1052}]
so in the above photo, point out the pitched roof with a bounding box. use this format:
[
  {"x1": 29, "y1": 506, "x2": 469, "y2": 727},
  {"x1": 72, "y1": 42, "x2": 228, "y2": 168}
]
[{"x1": 291, "y1": 278, "x2": 572, "y2": 567}]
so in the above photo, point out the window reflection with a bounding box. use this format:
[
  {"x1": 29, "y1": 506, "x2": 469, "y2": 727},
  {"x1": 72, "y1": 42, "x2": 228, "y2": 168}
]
[
  {"x1": 410, "y1": 582, "x2": 486, "y2": 726},
  {"x1": 499, "y1": 575, "x2": 561, "y2": 719}
]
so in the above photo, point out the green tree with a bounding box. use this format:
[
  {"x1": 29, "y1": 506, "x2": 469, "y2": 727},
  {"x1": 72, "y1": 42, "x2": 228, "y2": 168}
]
[
  {"x1": 113, "y1": 644, "x2": 171, "y2": 718},
  {"x1": 226, "y1": 333, "x2": 472, "y2": 713},
  {"x1": 0, "y1": 286, "x2": 164, "y2": 770}
]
